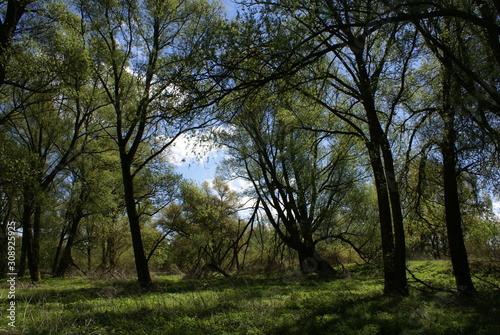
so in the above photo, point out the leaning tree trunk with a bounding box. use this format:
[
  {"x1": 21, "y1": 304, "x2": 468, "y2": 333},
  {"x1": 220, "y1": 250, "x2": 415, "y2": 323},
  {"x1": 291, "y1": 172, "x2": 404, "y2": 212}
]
[
  {"x1": 381, "y1": 137, "x2": 408, "y2": 296},
  {"x1": 120, "y1": 158, "x2": 152, "y2": 289},
  {"x1": 365, "y1": 107, "x2": 408, "y2": 296},
  {"x1": 28, "y1": 206, "x2": 41, "y2": 282},
  {"x1": 52, "y1": 226, "x2": 68, "y2": 274},
  {"x1": 86, "y1": 238, "x2": 92, "y2": 274},
  {"x1": 55, "y1": 215, "x2": 83, "y2": 277},
  {"x1": 297, "y1": 245, "x2": 337, "y2": 277},
  {"x1": 440, "y1": 107, "x2": 476, "y2": 294},
  {"x1": 355, "y1": 45, "x2": 408, "y2": 296}
]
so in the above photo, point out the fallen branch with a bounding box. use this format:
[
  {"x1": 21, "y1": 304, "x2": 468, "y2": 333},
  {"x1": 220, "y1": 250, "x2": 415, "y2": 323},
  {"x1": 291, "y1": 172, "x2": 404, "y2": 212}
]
[{"x1": 406, "y1": 267, "x2": 455, "y2": 293}]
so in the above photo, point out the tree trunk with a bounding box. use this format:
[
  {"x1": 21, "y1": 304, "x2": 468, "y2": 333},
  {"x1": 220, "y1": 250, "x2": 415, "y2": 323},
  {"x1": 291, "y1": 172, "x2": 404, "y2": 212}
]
[
  {"x1": 364, "y1": 107, "x2": 408, "y2": 296},
  {"x1": 28, "y1": 206, "x2": 41, "y2": 282},
  {"x1": 440, "y1": 107, "x2": 476, "y2": 294},
  {"x1": 367, "y1": 142, "x2": 399, "y2": 294},
  {"x1": 0, "y1": 0, "x2": 28, "y2": 87},
  {"x1": 87, "y1": 242, "x2": 92, "y2": 274},
  {"x1": 120, "y1": 158, "x2": 152, "y2": 288},
  {"x1": 0, "y1": 222, "x2": 7, "y2": 278},
  {"x1": 107, "y1": 236, "x2": 117, "y2": 269},
  {"x1": 355, "y1": 47, "x2": 408, "y2": 296},
  {"x1": 381, "y1": 138, "x2": 408, "y2": 296},
  {"x1": 19, "y1": 202, "x2": 32, "y2": 277},
  {"x1": 52, "y1": 226, "x2": 67, "y2": 274},
  {"x1": 55, "y1": 214, "x2": 82, "y2": 277},
  {"x1": 297, "y1": 245, "x2": 336, "y2": 277}
]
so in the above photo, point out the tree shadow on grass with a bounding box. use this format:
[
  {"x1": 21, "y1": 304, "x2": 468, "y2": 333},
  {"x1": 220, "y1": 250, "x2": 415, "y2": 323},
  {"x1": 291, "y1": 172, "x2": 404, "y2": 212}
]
[
  {"x1": 5, "y1": 275, "x2": 297, "y2": 309},
  {"x1": 15, "y1": 290, "x2": 500, "y2": 335},
  {"x1": 270, "y1": 290, "x2": 500, "y2": 335},
  {"x1": 9, "y1": 274, "x2": 500, "y2": 335}
]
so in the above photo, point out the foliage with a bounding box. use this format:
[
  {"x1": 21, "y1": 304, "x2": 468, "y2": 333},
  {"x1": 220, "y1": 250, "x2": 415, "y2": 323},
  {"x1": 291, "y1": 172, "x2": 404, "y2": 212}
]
[
  {"x1": 0, "y1": 261, "x2": 498, "y2": 334},
  {"x1": 2, "y1": 0, "x2": 500, "y2": 304},
  {"x1": 219, "y1": 80, "x2": 369, "y2": 276},
  {"x1": 158, "y1": 178, "x2": 249, "y2": 278}
]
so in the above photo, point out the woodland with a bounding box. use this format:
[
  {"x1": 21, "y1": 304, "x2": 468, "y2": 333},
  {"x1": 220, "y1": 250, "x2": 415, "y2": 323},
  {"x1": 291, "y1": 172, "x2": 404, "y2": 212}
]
[{"x1": 1, "y1": 0, "x2": 500, "y2": 333}]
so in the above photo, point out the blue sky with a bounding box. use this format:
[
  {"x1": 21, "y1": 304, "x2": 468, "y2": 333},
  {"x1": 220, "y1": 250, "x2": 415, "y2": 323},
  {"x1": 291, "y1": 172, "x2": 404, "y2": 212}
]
[
  {"x1": 168, "y1": 129, "x2": 500, "y2": 217},
  {"x1": 222, "y1": 0, "x2": 239, "y2": 18},
  {"x1": 167, "y1": 0, "x2": 239, "y2": 184},
  {"x1": 166, "y1": 132, "x2": 225, "y2": 184},
  {"x1": 168, "y1": 0, "x2": 500, "y2": 217},
  {"x1": 166, "y1": 132, "x2": 257, "y2": 218}
]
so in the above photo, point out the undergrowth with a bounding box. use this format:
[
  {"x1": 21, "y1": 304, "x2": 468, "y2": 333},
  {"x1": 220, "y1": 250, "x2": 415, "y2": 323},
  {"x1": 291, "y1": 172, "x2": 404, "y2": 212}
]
[{"x1": 0, "y1": 261, "x2": 498, "y2": 334}]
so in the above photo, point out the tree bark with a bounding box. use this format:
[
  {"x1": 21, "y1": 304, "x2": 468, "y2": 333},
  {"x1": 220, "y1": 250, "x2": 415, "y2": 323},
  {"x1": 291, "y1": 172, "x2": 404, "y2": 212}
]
[
  {"x1": 52, "y1": 226, "x2": 67, "y2": 274},
  {"x1": 86, "y1": 237, "x2": 92, "y2": 274},
  {"x1": 297, "y1": 245, "x2": 337, "y2": 277},
  {"x1": 352, "y1": 40, "x2": 408, "y2": 295},
  {"x1": 18, "y1": 201, "x2": 32, "y2": 277},
  {"x1": 362, "y1": 87, "x2": 408, "y2": 296},
  {"x1": 367, "y1": 142, "x2": 398, "y2": 294},
  {"x1": 120, "y1": 157, "x2": 152, "y2": 288},
  {"x1": 381, "y1": 138, "x2": 408, "y2": 296},
  {"x1": 55, "y1": 215, "x2": 82, "y2": 277},
  {"x1": 0, "y1": 0, "x2": 30, "y2": 86},
  {"x1": 28, "y1": 205, "x2": 41, "y2": 282},
  {"x1": 440, "y1": 107, "x2": 476, "y2": 294}
]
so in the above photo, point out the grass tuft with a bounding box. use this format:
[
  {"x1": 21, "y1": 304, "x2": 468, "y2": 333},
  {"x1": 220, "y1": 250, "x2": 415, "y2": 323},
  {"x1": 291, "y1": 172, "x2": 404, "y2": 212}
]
[{"x1": 1, "y1": 261, "x2": 499, "y2": 334}]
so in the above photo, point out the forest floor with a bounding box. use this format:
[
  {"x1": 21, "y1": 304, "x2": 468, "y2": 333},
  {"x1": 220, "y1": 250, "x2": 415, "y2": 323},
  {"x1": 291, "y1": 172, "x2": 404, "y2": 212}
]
[{"x1": 0, "y1": 261, "x2": 499, "y2": 335}]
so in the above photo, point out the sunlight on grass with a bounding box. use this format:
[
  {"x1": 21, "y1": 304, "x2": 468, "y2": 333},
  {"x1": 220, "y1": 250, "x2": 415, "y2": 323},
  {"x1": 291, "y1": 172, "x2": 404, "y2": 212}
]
[{"x1": 1, "y1": 263, "x2": 499, "y2": 334}]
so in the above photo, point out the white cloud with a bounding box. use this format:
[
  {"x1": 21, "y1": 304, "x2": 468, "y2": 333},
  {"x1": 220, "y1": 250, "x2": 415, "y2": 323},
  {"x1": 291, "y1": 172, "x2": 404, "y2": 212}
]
[
  {"x1": 161, "y1": 129, "x2": 259, "y2": 220},
  {"x1": 227, "y1": 178, "x2": 253, "y2": 193},
  {"x1": 164, "y1": 132, "x2": 221, "y2": 167},
  {"x1": 493, "y1": 201, "x2": 500, "y2": 218}
]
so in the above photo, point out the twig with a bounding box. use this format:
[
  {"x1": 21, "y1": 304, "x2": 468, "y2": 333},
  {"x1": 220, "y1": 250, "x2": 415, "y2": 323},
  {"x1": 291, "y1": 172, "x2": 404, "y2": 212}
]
[
  {"x1": 472, "y1": 274, "x2": 500, "y2": 291},
  {"x1": 406, "y1": 267, "x2": 455, "y2": 293}
]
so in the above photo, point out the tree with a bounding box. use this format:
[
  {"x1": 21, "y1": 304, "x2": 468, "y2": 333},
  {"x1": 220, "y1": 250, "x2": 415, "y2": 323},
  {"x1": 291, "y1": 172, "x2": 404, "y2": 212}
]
[
  {"x1": 403, "y1": 155, "x2": 449, "y2": 260},
  {"x1": 224, "y1": 0, "x2": 414, "y2": 294},
  {"x1": 1, "y1": 0, "x2": 73, "y2": 125},
  {"x1": 397, "y1": 6, "x2": 500, "y2": 292},
  {"x1": 439, "y1": 68, "x2": 476, "y2": 294},
  {"x1": 408, "y1": 0, "x2": 500, "y2": 117},
  {"x1": 0, "y1": 0, "x2": 33, "y2": 86},
  {"x1": 220, "y1": 84, "x2": 363, "y2": 277},
  {"x1": 220, "y1": 0, "x2": 500, "y2": 292},
  {"x1": 403, "y1": 8, "x2": 500, "y2": 293},
  {"x1": 0, "y1": 130, "x2": 23, "y2": 278},
  {"x1": 0, "y1": 10, "x2": 100, "y2": 280},
  {"x1": 53, "y1": 142, "x2": 123, "y2": 277},
  {"x1": 81, "y1": 0, "x2": 224, "y2": 287},
  {"x1": 160, "y1": 178, "x2": 250, "y2": 278}
]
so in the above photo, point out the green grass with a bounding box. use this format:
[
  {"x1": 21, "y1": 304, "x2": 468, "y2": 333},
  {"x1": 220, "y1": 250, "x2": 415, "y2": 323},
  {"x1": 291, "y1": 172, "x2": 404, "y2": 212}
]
[{"x1": 1, "y1": 261, "x2": 499, "y2": 334}]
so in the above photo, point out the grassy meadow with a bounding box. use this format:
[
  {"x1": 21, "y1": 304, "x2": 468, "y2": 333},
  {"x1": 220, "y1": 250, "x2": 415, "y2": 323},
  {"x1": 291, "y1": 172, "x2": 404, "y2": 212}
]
[{"x1": 1, "y1": 261, "x2": 499, "y2": 335}]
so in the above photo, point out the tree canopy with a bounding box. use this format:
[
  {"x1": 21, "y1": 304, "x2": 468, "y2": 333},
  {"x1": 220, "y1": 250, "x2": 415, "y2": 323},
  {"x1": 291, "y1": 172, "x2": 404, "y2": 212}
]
[{"x1": 1, "y1": 0, "x2": 499, "y2": 297}]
